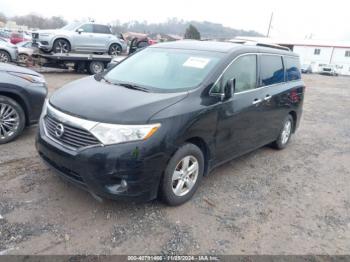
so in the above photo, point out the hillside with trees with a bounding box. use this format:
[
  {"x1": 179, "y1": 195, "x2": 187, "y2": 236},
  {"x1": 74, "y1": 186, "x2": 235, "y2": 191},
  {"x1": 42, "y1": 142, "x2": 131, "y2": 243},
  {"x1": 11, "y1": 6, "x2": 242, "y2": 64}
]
[
  {"x1": 111, "y1": 18, "x2": 263, "y2": 39},
  {"x1": 0, "y1": 13, "x2": 262, "y2": 39}
]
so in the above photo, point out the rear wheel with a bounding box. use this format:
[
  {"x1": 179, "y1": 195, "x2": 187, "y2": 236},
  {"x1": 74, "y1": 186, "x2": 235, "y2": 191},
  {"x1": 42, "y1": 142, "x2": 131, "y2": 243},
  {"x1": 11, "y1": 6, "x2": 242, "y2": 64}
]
[
  {"x1": 272, "y1": 115, "x2": 293, "y2": 149},
  {"x1": 0, "y1": 96, "x2": 26, "y2": 144},
  {"x1": 0, "y1": 50, "x2": 11, "y2": 63},
  {"x1": 160, "y1": 143, "x2": 204, "y2": 206},
  {"x1": 52, "y1": 39, "x2": 71, "y2": 53},
  {"x1": 88, "y1": 61, "x2": 105, "y2": 75}
]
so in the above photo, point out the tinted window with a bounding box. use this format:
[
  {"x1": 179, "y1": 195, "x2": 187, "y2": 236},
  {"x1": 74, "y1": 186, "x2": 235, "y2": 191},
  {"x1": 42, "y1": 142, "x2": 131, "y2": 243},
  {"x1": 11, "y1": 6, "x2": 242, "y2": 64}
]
[
  {"x1": 217, "y1": 55, "x2": 257, "y2": 93},
  {"x1": 93, "y1": 24, "x2": 111, "y2": 34},
  {"x1": 285, "y1": 57, "x2": 301, "y2": 81},
  {"x1": 79, "y1": 24, "x2": 93, "y2": 33},
  {"x1": 260, "y1": 55, "x2": 285, "y2": 86},
  {"x1": 314, "y1": 49, "x2": 321, "y2": 55}
]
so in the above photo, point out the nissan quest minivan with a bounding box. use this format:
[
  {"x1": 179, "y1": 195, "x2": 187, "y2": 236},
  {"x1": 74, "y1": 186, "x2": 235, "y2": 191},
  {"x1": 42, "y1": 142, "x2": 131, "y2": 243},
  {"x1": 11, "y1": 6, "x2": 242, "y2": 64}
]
[{"x1": 36, "y1": 40, "x2": 305, "y2": 206}]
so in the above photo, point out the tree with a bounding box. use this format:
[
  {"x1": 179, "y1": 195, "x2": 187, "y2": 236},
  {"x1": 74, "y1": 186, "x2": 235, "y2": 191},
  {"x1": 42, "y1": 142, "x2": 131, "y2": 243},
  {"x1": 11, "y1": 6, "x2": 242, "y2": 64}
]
[{"x1": 184, "y1": 24, "x2": 201, "y2": 40}]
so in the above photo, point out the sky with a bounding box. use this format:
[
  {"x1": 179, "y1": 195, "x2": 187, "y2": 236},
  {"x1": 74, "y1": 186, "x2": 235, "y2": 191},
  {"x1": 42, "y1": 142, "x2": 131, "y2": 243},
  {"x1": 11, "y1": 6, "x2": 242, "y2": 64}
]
[{"x1": 1, "y1": 0, "x2": 349, "y2": 41}]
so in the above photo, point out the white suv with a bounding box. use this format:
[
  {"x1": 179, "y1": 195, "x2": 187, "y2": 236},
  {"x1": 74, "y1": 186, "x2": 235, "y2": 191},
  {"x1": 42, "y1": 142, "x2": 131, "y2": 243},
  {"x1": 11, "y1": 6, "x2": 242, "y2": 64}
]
[{"x1": 33, "y1": 22, "x2": 127, "y2": 55}]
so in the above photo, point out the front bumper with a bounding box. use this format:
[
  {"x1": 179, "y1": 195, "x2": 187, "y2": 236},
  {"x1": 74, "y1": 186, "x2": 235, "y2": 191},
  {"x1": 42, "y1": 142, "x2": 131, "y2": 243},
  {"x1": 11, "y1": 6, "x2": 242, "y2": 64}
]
[
  {"x1": 33, "y1": 35, "x2": 54, "y2": 51},
  {"x1": 36, "y1": 120, "x2": 169, "y2": 202}
]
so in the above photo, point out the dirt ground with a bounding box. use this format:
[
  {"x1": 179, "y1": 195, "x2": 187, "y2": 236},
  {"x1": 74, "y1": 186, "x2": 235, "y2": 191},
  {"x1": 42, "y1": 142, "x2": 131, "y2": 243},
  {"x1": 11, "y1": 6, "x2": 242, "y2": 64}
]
[{"x1": 0, "y1": 73, "x2": 349, "y2": 255}]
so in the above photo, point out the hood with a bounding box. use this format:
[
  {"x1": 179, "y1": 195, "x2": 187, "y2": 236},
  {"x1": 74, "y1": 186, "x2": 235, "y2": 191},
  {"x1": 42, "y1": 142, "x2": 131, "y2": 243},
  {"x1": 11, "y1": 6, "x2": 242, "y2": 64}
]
[
  {"x1": 18, "y1": 46, "x2": 34, "y2": 55},
  {"x1": 38, "y1": 29, "x2": 68, "y2": 35},
  {"x1": 0, "y1": 40, "x2": 16, "y2": 48},
  {"x1": 0, "y1": 63, "x2": 42, "y2": 77},
  {"x1": 50, "y1": 76, "x2": 188, "y2": 124}
]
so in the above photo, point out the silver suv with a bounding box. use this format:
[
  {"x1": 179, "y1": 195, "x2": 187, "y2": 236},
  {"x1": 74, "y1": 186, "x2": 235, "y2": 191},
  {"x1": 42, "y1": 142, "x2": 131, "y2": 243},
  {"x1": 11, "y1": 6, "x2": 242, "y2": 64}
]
[
  {"x1": 0, "y1": 38, "x2": 18, "y2": 63},
  {"x1": 33, "y1": 22, "x2": 127, "y2": 55}
]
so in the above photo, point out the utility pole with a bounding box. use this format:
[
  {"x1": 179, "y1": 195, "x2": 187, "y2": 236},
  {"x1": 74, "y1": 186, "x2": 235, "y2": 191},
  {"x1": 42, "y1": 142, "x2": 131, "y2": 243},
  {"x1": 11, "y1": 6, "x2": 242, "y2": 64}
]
[{"x1": 267, "y1": 12, "x2": 273, "y2": 38}]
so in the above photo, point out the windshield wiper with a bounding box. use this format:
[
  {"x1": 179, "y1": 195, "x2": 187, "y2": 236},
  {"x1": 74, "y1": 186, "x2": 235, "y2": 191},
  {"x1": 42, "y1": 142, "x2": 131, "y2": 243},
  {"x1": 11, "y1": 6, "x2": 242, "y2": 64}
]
[{"x1": 115, "y1": 82, "x2": 149, "y2": 92}]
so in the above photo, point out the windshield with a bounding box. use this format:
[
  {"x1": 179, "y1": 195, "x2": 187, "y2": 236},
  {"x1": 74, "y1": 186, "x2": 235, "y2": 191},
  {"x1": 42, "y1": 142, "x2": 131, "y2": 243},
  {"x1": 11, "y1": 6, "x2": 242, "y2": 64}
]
[
  {"x1": 61, "y1": 22, "x2": 81, "y2": 31},
  {"x1": 104, "y1": 48, "x2": 224, "y2": 92}
]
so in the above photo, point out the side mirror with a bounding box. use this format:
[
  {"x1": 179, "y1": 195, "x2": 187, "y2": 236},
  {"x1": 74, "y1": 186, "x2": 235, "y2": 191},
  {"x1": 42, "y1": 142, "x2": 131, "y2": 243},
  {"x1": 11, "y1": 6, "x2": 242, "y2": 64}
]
[
  {"x1": 77, "y1": 28, "x2": 84, "y2": 34},
  {"x1": 222, "y1": 78, "x2": 235, "y2": 100},
  {"x1": 94, "y1": 71, "x2": 104, "y2": 81}
]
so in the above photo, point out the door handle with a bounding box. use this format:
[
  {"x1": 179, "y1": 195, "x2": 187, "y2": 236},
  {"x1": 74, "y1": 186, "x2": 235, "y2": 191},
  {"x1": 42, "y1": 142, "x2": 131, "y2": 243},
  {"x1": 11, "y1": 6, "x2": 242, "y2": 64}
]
[
  {"x1": 252, "y1": 98, "x2": 262, "y2": 105},
  {"x1": 264, "y1": 94, "x2": 272, "y2": 101}
]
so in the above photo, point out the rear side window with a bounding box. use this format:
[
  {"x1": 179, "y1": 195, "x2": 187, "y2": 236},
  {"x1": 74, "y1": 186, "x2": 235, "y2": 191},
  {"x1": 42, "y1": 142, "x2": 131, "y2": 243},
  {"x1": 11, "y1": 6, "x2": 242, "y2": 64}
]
[
  {"x1": 212, "y1": 54, "x2": 257, "y2": 94},
  {"x1": 284, "y1": 57, "x2": 301, "y2": 81},
  {"x1": 93, "y1": 25, "x2": 111, "y2": 34},
  {"x1": 260, "y1": 55, "x2": 285, "y2": 86}
]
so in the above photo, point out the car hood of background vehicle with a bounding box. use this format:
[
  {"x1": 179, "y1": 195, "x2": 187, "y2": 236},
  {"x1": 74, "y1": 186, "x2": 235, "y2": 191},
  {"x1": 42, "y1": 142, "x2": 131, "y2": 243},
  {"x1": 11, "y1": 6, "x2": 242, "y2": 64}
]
[
  {"x1": 38, "y1": 29, "x2": 67, "y2": 35},
  {"x1": 0, "y1": 63, "x2": 42, "y2": 77},
  {"x1": 49, "y1": 76, "x2": 188, "y2": 124}
]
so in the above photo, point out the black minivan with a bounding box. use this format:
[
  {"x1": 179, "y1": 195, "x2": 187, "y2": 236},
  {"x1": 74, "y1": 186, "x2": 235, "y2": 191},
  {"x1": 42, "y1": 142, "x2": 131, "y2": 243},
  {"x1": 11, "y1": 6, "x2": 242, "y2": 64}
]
[{"x1": 36, "y1": 40, "x2": 304, "y2": 206}]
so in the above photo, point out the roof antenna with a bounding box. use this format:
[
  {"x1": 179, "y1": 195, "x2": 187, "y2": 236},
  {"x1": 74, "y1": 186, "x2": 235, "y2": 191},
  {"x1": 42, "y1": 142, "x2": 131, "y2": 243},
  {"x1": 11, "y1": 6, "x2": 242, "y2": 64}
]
[{"x1": 266, "y1": 12, "x2": 273, "y2": 38}]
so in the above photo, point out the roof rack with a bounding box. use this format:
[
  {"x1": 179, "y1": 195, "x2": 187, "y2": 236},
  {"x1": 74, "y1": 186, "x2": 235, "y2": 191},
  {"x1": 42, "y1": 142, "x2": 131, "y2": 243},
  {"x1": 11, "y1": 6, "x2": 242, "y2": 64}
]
[{"x1": 228, "y1": 38, "x2": 291, "y2": 51}]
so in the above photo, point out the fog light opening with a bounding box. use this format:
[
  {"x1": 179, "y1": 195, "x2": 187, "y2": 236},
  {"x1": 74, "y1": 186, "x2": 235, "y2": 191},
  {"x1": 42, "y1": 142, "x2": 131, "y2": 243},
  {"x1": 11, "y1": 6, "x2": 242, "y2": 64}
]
[{"x1": 106, "y1": 179, "x2": 128, "y2": 194}]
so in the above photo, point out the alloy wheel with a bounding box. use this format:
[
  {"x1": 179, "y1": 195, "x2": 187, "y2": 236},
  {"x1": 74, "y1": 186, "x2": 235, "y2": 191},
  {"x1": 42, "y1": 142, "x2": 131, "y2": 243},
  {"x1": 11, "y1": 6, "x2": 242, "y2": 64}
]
[
  {"x1": 18, "y1": 54, "x2": 29, "y2": 63},
  {"x1": 0, "y1": 103, "x2": 20, "y2": 141},
  {"x1": 281, "y1": 120, "x2": 292, "y2": 145},
  {"x1": 109, "y1": 45, "x2": 122, "y2": 56},
  {"x1": 0, "y1": 52, "x2": 10, "y2": 63},
  {"x1": 54, "y1": 40, "x2": 70, "y2": 53},
  {"x1": 172, "y1": 155, "x2": 199, "y2": 197}
]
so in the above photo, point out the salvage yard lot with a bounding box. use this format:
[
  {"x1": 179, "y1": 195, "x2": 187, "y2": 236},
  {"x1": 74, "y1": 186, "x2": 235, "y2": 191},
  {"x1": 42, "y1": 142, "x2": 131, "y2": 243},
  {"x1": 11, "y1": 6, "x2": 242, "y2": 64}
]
[{"x1": 0, "y1": 73, "x2": 349, "y2": 255}]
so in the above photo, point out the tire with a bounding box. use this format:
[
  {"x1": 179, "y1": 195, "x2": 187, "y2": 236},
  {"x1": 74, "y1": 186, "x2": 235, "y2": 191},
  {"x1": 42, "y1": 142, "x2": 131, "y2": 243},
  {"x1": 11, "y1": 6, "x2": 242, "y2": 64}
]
[
  {"x1": 272, "y1": 115, "x2": 294, "y2": 150},
  {"x1": 52, "y1": 39, "x2": 71, "y2": 53},
  {"x1": 108, "y1": 43, "x2": 122, "y2": 56},
  {"x1": 18, "y1": 53, "x2": 29, "y2": 64},
  {"x1": 0, "y1": 50, "x2": 11, "y2": 63},
  {"x1": 88, "y1": 61, "x2": 105, "y2": 75},
  {"x1": 160, "y1": 143, "x2": 204, "y2": 206},
  {"x1": 0, "y1": 95, "x2": 26, "y2": 144}
]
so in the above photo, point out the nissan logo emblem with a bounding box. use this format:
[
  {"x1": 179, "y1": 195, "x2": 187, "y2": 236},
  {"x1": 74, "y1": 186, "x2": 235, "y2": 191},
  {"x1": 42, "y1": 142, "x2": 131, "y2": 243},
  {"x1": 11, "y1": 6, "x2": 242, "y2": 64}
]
[{"x1": 54, "y1": 123, "x2": 65, "y2": 138}]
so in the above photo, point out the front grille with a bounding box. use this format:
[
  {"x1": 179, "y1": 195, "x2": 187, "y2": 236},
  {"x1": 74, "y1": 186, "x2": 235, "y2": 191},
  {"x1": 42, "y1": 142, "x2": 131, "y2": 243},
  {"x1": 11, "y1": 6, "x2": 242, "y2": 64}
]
[
  {"x1": 32, "y1": 33, "x2": 39, "y2": 39},
  {"x1": 44, "y1": 114, "x2": 101, "y2": 150},
  {"x1": 323, "y1": 68, "x2": 331, "y2": 72}
]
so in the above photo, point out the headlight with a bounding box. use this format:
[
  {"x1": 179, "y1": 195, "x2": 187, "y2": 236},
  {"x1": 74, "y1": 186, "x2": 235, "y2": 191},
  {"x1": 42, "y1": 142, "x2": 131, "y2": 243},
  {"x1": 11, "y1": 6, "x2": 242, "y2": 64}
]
[
  {"x1": 40, "y1": 99, "x2": 48, "y2": 119},
  {"x1": 90, "y1": 123, "x2": 161, "y2": 145},
  {"x1": 9, "y1": 72, "x2": 46, "y2": 85},
  {"x1": 39, "y1": 33, "x2": 51, "y2": 37}
]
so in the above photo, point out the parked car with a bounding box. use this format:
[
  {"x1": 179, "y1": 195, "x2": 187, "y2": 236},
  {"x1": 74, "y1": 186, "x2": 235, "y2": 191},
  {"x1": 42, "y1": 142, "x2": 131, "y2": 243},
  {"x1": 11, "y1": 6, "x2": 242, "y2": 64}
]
[
  {"x1": 128, "y1": 37, "x2": 154, "y2": 55},
  {"x1": 0, "y1": 30, "x2": 11, "y2": 40},
  {"x1": 10, "y1": 32, "x2": 31, "y2": 45},
  {"x1": 0, "y1": 38, "x2": 18, "y2": 63},
  {"x1": 16, "y1": 41, "x2": 35, "y2": 64},
  {"x1": 320, "y1": 64, "x2": 338, "y2": 76},
  {"x1": 0, "y1": 63, "x2": 47, "y2": 144},
  {"x1": 33, "y1": 22, "x2": 127, "y2": 55},
  {"x1": 36, "y1": 40, "x2": 305, "y2": 206},
  {"x1": 301, "y1": 63, "x2": 312, "y2": 74}
]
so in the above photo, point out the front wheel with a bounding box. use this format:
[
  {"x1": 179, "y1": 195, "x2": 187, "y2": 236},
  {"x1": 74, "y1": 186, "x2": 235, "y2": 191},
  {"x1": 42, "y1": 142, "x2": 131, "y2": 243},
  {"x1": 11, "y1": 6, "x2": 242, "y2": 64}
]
[
  {"x1": 18, "y1": 53, "x2": 29, "y2": 64},
  {"x1": 160, "y1": 143, "x2": 204, "y2": 206},
  {"x1": 108, "y1": 44, "x2": 122, "y2": 56},
  {"x1": 0, "y1": 96, "x2": 26, "y2": 144},
  {"x1": 52, "y1": 39, "x2": 71, "y2": 53},
  {"x1": 272, "y1": 115, "x2": 294, "y2": 150}
]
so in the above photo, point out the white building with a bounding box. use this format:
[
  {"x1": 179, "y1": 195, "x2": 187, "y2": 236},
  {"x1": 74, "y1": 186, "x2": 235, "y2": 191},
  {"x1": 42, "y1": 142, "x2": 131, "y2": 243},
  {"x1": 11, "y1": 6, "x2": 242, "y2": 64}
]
[{"x1": 235, "y1": 37, "x2": 350, "y2": 75}]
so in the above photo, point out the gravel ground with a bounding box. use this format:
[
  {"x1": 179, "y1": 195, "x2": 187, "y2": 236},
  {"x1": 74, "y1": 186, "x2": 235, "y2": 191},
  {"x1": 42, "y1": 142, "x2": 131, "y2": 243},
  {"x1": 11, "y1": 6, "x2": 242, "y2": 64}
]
[{"x1": 0, "y1": 73, "x2": 349, "y2": 255}]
